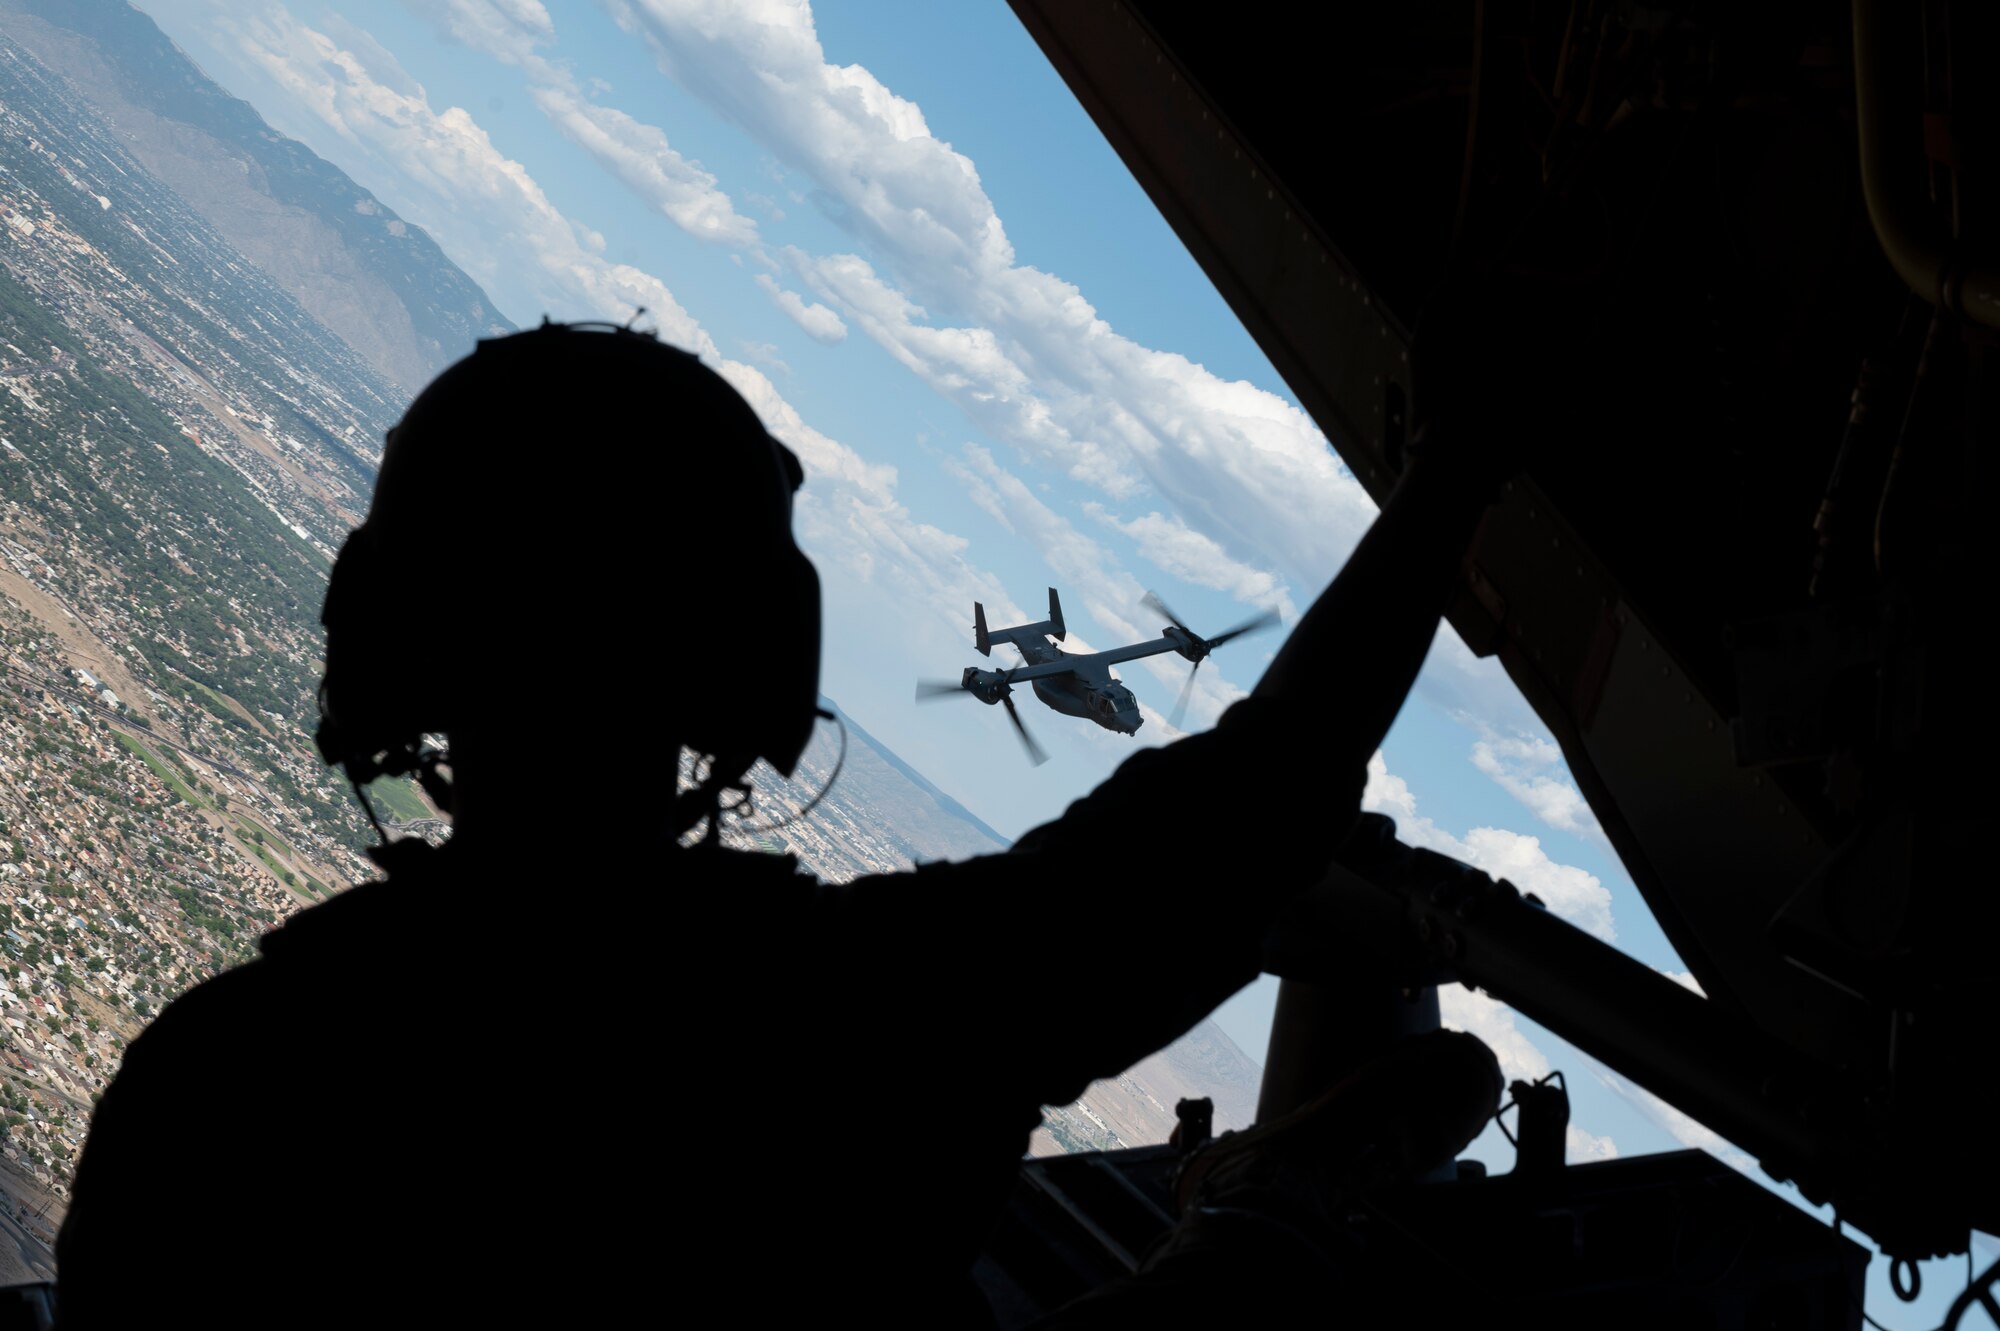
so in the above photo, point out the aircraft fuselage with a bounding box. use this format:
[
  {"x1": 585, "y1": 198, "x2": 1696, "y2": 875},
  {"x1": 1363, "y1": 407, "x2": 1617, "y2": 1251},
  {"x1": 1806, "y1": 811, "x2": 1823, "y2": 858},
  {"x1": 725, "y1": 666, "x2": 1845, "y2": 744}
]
[{"x1": 1015, "y1": 640, "x2": 1143, "y2": 735}]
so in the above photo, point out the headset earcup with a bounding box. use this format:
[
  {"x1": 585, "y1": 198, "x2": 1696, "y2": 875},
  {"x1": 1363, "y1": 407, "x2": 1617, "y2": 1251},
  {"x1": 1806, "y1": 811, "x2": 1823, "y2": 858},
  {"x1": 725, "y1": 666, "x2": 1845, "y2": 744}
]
[
  {"x1": 322, "y1": 324, "x2": 824, "y2": 784},
  {"x1": 679, "y1": 543, "x2": 821, "y2": 779},
  {"x1": 319, "y1": 526, "x2": 432, "y2": 776},
  {"x1": 770, "y1": 547, "x2": 822, "y2": 777}
]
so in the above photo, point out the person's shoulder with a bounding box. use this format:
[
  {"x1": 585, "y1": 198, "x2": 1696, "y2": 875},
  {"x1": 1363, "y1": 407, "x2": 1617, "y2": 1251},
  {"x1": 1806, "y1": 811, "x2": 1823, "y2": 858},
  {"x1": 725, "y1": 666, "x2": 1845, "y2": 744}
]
[
  {"x1": 665, "y1": 845, "x2": 822, "y2": 924},
  {"x1": 836, "y1": 853, "x2": 1019, "y2": 903},
  {"x1": 902, "y1": 852, "x2": 1011, "y2": 879},
  {"x1": 667, "y1": 844, "x2": 818, "y2": 893},
  {"x1": 115, "y1": 953, "x2": 284, "y2": 1096},
  {"x1": 255, "y1": 839, "x2": 472, "y2": 965},
  {"x1": 703, "y1": 845, "x2": 814, "y2": 882},
  {"x1": 257, "y1": 880, "x2": 386, "y2": 955}
]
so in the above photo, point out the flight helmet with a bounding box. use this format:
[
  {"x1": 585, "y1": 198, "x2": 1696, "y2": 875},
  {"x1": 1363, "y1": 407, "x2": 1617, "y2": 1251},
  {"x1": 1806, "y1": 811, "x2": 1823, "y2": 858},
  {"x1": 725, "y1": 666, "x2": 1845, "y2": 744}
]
[{"x1": 316, "y1": 322, "x2": 822, "y2": 794}]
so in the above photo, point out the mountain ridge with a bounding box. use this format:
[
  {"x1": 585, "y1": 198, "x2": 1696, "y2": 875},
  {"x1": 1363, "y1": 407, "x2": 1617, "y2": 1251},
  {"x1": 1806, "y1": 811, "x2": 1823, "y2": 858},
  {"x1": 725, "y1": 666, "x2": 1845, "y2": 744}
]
[{"x1": 0, "y1": 0, "x2": 512, "y2": 392}]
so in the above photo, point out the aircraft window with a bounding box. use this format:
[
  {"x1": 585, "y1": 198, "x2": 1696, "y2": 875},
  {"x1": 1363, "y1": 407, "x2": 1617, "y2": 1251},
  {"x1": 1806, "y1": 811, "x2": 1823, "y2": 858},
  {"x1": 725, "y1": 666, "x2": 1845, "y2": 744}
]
[{"x1": 5, "y1": 9, "x2": 1897, "y2": 1320}]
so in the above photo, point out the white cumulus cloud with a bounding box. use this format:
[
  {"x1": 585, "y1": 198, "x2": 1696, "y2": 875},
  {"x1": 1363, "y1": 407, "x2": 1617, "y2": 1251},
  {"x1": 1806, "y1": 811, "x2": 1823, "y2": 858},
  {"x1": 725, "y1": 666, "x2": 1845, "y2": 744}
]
[
  {"x1": 1566, "y1": 1125, "x2": 1619, "y2": 1163},
  {"x1": 1469, "y1": 728, "x2": 1604, "y2": 841},
  {"x1": 408, "y1": 0, "x2": 757, "y2": 246},
  {"x1": 739, "y1": 340, "x2": 792, "y2": 376},
  {"x1": 530, "y1": 86, "x2": 757, "y2": 245},
  {"x1": 1363, "y1": 753, "x2": 1616, "y2": 942},
  {"x1": 413, "y1": 0, "x2": 550, "y2": 61},
  {"x1": 1085, "y1": 505, "x2": 1297, "y2": 621},
  {"x1": 755, "y1": 274, "x2": 847, "y2": 344},
  {"x1": 610, "y1": 0, "x2": 1378, "y2": 611},
  {"x1": 489, "y1": 0, "x2": 555, "y2": 42}
]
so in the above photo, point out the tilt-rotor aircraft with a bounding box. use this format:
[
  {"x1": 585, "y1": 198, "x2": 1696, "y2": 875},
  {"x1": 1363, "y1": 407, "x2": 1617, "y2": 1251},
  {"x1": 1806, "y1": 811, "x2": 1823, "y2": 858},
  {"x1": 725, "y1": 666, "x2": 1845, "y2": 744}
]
[{"x1": 917, "y1": 589, "x2": 1277, "y2": 764}]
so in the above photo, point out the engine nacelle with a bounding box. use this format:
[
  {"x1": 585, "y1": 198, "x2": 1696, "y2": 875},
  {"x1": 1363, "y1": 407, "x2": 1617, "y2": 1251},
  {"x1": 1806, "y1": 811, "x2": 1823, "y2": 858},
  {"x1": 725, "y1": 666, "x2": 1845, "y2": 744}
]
[
  {"x1": 963, "y1": 666, "x2": 1011, "y2": 705},
  {"x1": 1162, "y1": 624, "x2": 1205, "y2": 662}
]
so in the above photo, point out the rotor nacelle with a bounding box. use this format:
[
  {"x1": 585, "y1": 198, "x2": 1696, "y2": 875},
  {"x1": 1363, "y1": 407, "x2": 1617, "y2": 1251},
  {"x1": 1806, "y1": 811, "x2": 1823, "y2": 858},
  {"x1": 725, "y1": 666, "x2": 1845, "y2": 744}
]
[
  {"x1": 1162, "y1": 624, "x2": 1206, "y2": 663},
  {"x1": 962, "y1": 666, "x2": 1014, "y2": 705}
]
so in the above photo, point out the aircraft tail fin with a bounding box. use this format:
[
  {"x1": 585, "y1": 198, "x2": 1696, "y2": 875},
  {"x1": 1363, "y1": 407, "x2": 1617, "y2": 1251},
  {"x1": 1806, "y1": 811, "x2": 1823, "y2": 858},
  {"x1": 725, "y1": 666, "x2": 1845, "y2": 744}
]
[{"x1": 979, "y1": 590, "x2": 1069, "y2": 655}]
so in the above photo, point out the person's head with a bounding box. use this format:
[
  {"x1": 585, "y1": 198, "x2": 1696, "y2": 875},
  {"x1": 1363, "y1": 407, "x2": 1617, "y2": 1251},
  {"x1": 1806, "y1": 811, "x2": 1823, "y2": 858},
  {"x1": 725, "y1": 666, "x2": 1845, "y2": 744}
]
[{"x1": 317, "y1": 322, "x2": 821, "y2": 829}]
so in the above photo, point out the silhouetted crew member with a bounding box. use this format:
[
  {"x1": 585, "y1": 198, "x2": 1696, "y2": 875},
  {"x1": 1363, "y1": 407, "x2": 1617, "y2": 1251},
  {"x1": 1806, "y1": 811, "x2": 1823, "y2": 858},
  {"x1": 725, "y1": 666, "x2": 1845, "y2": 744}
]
[{"x1": 56, "y1": 323, "x2": 1504, "y2": 1327}]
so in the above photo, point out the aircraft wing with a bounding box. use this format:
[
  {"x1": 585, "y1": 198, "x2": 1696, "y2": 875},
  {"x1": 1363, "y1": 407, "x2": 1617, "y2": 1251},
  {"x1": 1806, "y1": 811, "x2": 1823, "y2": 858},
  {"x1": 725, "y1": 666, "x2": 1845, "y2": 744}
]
[
  {"x1": 1077, "y1": 637, "x2": 1179, "y2": 668},
  {"x1": 1001, "y1": 637, "x2": 1179, "y2": 684},
  {"x1": 995, "y1": 658, "x2": 1083, "y2": 685}
]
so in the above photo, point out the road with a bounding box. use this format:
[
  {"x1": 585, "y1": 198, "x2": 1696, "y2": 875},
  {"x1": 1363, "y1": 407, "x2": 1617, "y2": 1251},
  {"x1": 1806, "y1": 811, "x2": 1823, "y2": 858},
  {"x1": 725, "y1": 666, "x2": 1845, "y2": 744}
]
[
  {"x1": 0, "y1": 1158, "x2": 59, "y2": 1284},
  {"x1": 0, "y1": 658, "x2": 262, "y2": 785}
]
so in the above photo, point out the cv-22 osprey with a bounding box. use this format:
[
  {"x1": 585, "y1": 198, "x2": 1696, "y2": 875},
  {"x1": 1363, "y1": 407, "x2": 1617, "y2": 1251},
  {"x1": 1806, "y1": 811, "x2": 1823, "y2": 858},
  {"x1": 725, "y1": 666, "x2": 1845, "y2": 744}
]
[{"x1": 917, "y1": 588, "x2": 1277, "y2": 764}]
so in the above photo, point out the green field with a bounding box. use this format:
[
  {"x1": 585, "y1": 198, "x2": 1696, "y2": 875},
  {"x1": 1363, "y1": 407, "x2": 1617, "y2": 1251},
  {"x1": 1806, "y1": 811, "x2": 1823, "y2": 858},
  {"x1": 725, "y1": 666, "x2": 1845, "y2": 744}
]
[
  {"x1": 185, "y1": 677, "x2": 237, "y2": 716},
  {"x1": 167, "y1": 671, "x2": 258, "y2": 733},
  {"x1": 363, "y1": 776, "x2": 432, "y2": 825},
  {"x1": 114, "y1": 732, "x2": 204, "y2": 808},
  {"x1": 233, "y1": 824, "x2": 289, "y2": 879}
]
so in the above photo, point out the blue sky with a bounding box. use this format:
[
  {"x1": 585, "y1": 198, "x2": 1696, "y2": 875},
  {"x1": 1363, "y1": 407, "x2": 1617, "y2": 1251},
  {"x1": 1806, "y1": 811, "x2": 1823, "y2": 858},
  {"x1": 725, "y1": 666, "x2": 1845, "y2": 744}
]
[{"x1": 129, "y1": 1, "x2": 1983, "y2": 1316}]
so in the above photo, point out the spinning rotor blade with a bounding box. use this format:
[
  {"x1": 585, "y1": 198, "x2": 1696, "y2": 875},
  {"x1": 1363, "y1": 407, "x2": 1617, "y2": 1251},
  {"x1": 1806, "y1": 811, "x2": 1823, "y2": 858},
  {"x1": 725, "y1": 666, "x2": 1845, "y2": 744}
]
[
  {"x1": 1205, "y1": 609, "x2": 1282, "y2": 650},
  {"x1": 1170, "y1": 657, "x2": 1202, "y2": 731},
  {"x1": 1142, "y1": 595, "x2": 1279, "y2": 729},
  {"x1": 1000, "y1": 693, "x2": 1049, "y2": 766},
  {"x1": 916, "y1": 669, "x2": 1042, "y2": 762},
  {"x1": 1141, "y1": 590, "x2": 1194, "y2": 636}
]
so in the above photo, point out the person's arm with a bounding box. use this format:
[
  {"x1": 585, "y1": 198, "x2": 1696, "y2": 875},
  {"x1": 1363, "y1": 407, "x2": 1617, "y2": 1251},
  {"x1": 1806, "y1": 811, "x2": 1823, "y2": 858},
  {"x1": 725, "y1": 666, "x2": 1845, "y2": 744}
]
[
  {"x1": 1256, "y1": 453, "x2": 1493, "y2": 771},
  {"x1": 819, "y1": 447, "x2": 1501, "y2": 1109}
]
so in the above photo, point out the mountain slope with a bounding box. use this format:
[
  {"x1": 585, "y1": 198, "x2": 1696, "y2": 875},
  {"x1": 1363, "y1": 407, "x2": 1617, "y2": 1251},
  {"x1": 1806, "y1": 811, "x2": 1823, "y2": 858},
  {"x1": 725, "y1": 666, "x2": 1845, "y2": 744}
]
[
  {"x1": 822, "y1": 697, "x2": 1012, "y2": 849},
  {"x1": 0, "y1": 0, "x2": 512, "y2": 392}
]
